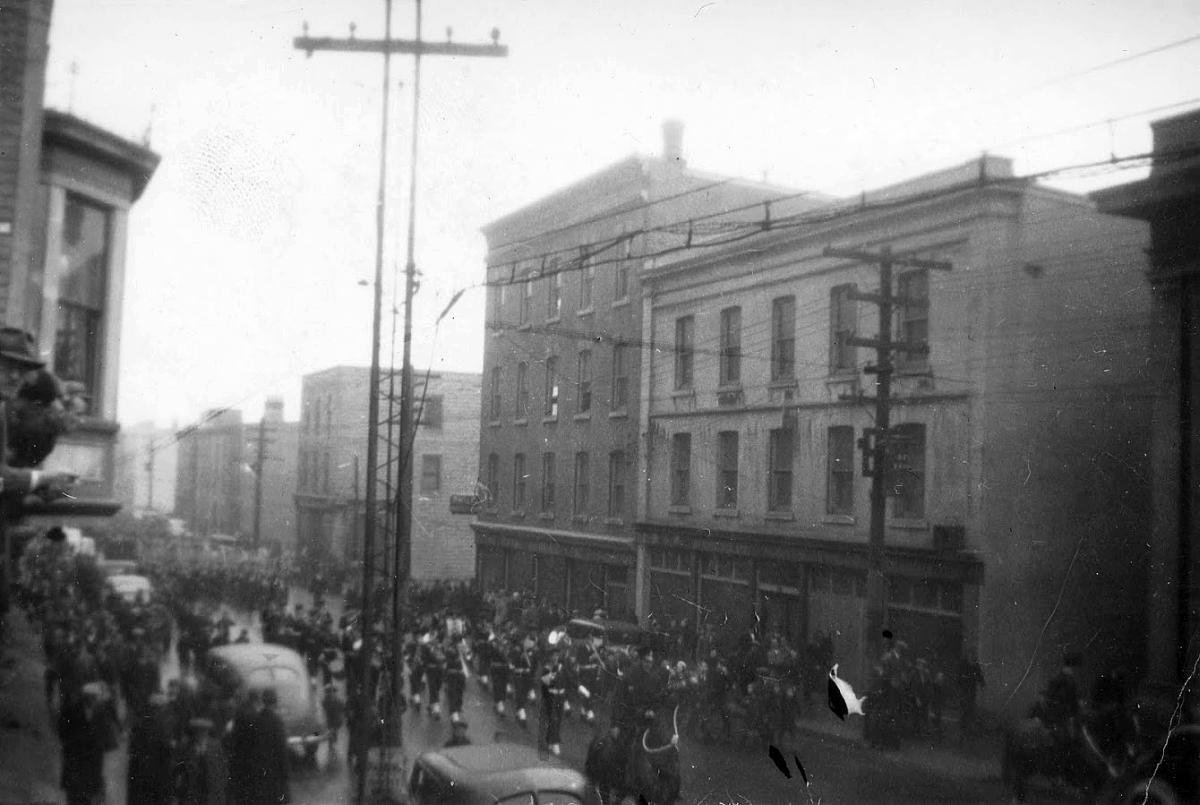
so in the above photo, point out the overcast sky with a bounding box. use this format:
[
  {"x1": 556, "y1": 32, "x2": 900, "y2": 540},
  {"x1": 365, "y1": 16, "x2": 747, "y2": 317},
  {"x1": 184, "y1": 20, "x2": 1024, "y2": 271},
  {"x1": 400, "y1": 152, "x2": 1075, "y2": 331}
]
[{"x1": 44, "y1": 0, "x2": 1200, "y2": 428}]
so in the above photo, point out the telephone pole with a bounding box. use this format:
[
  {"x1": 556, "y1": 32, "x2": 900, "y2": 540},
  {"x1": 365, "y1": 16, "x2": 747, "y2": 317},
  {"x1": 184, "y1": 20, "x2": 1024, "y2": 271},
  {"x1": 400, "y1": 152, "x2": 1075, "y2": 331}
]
[
  {"x1": 294, "y1": 4, "x2": 506, "y2": 801},
  {"x1": 824, "y1": 245, "x2": 952, "y2": 670}
]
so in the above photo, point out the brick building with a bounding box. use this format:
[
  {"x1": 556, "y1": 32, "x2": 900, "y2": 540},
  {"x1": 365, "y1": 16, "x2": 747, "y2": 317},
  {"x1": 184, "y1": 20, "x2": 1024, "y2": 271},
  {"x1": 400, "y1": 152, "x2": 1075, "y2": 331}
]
[
  {"x1": 173, "y1": 399, "x2": 299, "y2": 551},
  {"x1": 639, "y1": 155, "x2": 1154, "y2": 711},
  {"x1": 295, "y1": 366, "x2": 480, "y2": 580},
  {"x1": 113, "y1": 420, "x2": 178, "y2": 513},
  {"x1": 471, "y1": 123, "x2": 827, "y2": 620},
  {"x1": 0, "y1": 0, "x2": 158, "y2": 508}
]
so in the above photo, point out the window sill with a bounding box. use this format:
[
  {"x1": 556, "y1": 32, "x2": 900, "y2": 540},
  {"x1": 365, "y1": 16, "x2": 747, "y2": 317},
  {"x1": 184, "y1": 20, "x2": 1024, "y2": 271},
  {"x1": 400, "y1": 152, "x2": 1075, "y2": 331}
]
[
  {"x1": 573, "y1": 413, "x2": 592, "y2": 423},
  {"x1": 668, "y1": 505, "x2": 692, "y2": 516},
  {"x1": 517, "y1": 323, "x2": 532, "y2": 332},
  {"x1": 513, "y1": 418, "x2": 528, "y2": 427},
  {"x1": 604, "y1": 517, "x2": 624, "y2": 526},
  {"x1": 893, "y1": 365, "x2": 930, "y2": 377},
  {"x1": 768, "y1": 378, "x2": 798, "y2": 390},
  {"x1": 488, "y1": 419, "x2": 501, "y2": 429},
  {"x1": 509, "y1": 511, "x2": 526, "y2": 520},
  {"x1": 823, "y1": 514, "x2": 856, "y2": 526},
  {"x1": 714, "y1": 508, "x2": 739, "y2": 519},
  {"x1": 542, "y1": 416, "x2": 558, "y2": 425},
  {"x1": 612, "y1": 298, "x2": 630, "y2": 309},
  {"x1": 671, "y1": 388, "x2": 695, "y2": 399},
  {"x1": 547, "y1": 315, "x2": 562, "y2": 325},
  {"x1": 888, "y1": 517, "x2": 928, "y2": 530},
  {"x1": 608, "y1": 410, "x2": 628, "y2": 420},
  {"x1": 825, "y1": 370, "x2": 858, "y2": 383},
  {"x1": 765, "y1": 510, "x2": 795, "y2": 521},
  {"x1": 577, "y1": 307, "x2": 594, "y2": 317},
  {"x1": 538, "y1": 512, "x2": 555, "y2": 521},
  {"x1": 571, "y1": 514, "x2": 589, "y2": 524}
]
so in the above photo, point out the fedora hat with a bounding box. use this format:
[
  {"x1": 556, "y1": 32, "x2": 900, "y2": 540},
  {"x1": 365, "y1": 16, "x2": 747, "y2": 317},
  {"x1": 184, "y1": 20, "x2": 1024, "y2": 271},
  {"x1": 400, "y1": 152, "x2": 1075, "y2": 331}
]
[{"x1": 0, "y1": 327, "x2": 44, "y2": 369}]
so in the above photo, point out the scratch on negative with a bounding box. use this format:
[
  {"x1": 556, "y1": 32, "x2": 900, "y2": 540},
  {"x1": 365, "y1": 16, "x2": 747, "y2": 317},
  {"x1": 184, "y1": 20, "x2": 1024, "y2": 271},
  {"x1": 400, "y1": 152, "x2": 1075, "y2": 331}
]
[
  {"x1": 671, "y1": 593, "x2": 712, "y2": 615},
  {"x1": 1140, "y1": 647, "x2": 1200, "y2": 805},
  {"x1": 1006, "y1": 529, "x2": 1087, "y2": 704}
]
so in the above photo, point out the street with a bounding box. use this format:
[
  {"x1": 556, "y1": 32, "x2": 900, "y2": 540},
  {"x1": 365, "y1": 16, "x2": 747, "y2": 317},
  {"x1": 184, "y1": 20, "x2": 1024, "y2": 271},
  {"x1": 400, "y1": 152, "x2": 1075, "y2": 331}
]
[{"x1": 92, "y1": 589, "x2": 1029, "y2": 805}]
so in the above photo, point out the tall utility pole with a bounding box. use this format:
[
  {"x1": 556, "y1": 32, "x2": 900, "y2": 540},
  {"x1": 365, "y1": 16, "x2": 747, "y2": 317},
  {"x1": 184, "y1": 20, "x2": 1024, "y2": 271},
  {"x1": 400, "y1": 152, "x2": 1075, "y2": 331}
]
[
  {"x1": 824, "y1": 245, "x2": 952, "y2": 670},
  {"x1": 294, "y1": 5, "x2": 506, "y2": 802},
  {"x1": 248, "y1": 416, "x2": 273, "y2": 550}
]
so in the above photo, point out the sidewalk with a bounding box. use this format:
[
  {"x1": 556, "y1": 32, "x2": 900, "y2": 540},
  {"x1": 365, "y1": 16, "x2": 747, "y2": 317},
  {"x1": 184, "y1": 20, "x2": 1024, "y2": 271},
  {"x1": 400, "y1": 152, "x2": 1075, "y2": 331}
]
[
  {"x1": 791, "y1": 707, "x2": 1002, "y2": 784},
  {"x1": 0, "y1": 609, "x2": 63, "y2": 805}
]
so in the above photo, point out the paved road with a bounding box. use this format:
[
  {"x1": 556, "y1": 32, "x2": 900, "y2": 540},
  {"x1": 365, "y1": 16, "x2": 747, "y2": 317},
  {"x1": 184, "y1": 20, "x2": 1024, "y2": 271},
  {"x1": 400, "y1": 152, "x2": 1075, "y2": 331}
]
[{"x1": 99, "y1": 592, "x2": 1063, "y2": 804}]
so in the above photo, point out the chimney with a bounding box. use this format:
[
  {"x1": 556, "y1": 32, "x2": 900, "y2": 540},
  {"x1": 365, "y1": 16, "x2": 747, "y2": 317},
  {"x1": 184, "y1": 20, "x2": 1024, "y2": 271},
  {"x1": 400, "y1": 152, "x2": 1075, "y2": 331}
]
[
  {"x1": 263, "y1": 396, "x2": 284, "y2": 425},
  {"x1": 662, "y1": 119, "x2": 685, "y2": 167}
]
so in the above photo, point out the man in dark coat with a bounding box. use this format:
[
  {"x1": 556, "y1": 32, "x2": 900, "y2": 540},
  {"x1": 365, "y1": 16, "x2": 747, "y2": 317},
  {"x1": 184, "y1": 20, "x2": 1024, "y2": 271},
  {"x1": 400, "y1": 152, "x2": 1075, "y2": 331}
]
[
  {"x1": 227, "y1": 689, "x2": 261, "y2": 805},
  {"x1": 249, "y1": 688, "x2": 291, "y2": 804},
  {"x1": 127, "y1": 694, "x2": 174, "y2": 805},
  {"x1": 174, "y1": 717, "x2": 230, "y2": 805},
  {"x1": 58, "y1": 682, "x2": 107, "y2": 805}
]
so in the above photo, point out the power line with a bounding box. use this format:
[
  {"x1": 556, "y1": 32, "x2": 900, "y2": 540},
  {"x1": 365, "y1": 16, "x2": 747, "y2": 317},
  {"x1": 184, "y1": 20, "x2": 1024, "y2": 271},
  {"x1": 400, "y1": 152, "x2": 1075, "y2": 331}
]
[{"x1": 1003, "y1": 32, "x2": 1200, "y2": 99}]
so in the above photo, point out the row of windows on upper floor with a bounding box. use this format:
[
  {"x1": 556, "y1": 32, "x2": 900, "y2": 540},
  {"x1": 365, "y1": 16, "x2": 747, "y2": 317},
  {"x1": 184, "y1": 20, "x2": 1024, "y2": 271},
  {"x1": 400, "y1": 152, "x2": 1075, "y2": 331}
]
[
  {"x1": 480, "y1": 421, "x2": 929, "y2": 523},
  {"x1": 671, "y1": 271, "x2": 930, "y2": 390},
  {"x1": 302, "y1": 395, "x2": 446, "y2": 434},
  {"x1": 487, "y1": 349, "x2": 630, "y2": 422},
  {"x1": 489, "y1": 241, "x2": 638, "y2": 327},
  {"x1": 300, "y1": 451, "x2": 448, "y2": 497}
]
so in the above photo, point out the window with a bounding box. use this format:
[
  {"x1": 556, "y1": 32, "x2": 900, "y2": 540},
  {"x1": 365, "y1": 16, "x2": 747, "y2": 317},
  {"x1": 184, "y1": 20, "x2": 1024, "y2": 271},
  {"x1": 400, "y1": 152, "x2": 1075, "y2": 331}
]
[
  {"x1": 771, "y1": 296, "x2": 796, "y2": 381},
  {"x1": 608, "y1": 451, "x2": 626, "y2": 518},
  {"x1": 827, "y1": 426, "x2": 855, "y2": 515},
  {"x1": 520, "y1": 274, "x2": 532, "y2": 325},
  {"x1": 544, "y1": 356, "x2": 559, "y2": 418},
  {"x1": 490, "y1": 284, "x2": 504, "y2": 326},
  {"x1": 768, "y1": 428, "x2": 794, "y2": 511},
  {"x1": 890, "y1": 423, "x2": 927, "y2": 518},
  {"x1": 486, "y1": 452, "x2": 500, "y2": 505},
  {"x1": 719, "y1": 306, "x2": 741, "y2": 385},
  {"x1": 674, "y1": 316, "x2": 694, "y2": 390},
  {"x1": 420, "y1": 454, "x2": 442, "y2": 494},
  {"x1": 489, "y1": 366, "x2": 502, "y2": 420},
  {"x1": 670, "y1": 433, "x2": 691, "y2": 506},
  {"x1": 611, "y1": 344, "x2": 628, "y2": 410},
  {"x1": 541, "y1": 452, "x2": 556, "y2": 512},
  {"x1": 717, "y1": 431, "x2": 739, "y2": 508},
  {"x1": 895, "y1": 271, "x2": 929, "y2": 370},
  {"x1": 55, "y1": 194, "x2": 110, "y2": 398},
  {"x1": 419, "y1": 395, "x2": 443, "y2": 429},
  {"x1": 512, "y1": 453, "x2": 526, "y2": 510},
  {"x1": 614, "y1": 237, "x2": 631, "y2": 300},
  {"x1": 573, "y1": 451, "x2": 589, "y2": 515},
  {"x1": 515, "y1": 362, "x2": 529, "y2": 419},
  {"x1": 577, "y1": 350, "x2": 592, "y2": 413},
  {"x1": 830, "y1": 284, "x2": 858, "y2": 372},
  {"x1": 546, "y1": 260, "x2": 562, "y2": 319},
  {"x1": 579, "y1": 258, "x2": 594, "y2": 310}
]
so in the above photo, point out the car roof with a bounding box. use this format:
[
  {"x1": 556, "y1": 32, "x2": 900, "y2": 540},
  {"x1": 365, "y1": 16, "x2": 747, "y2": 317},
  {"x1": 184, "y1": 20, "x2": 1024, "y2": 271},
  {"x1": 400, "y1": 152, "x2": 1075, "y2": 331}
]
[
  {"x1": 208, "y1": 643, "x2": 307, "y2": 673},
  {"x1": 416, "y1": 743, "x2": 587, "y2": 797}
]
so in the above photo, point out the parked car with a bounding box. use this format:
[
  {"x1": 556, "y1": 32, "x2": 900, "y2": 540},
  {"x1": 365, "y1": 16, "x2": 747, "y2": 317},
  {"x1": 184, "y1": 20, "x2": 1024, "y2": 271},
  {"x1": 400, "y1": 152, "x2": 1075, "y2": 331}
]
[
  {"x1": 105, "y1": 573, "x2": 152, "y2": 604},
  {"x1": 408, "y1": 742, "x2": 588, "y2": 805},
  {"x1": 200, "y1": 643, "x2": 328, "y2": 764}
]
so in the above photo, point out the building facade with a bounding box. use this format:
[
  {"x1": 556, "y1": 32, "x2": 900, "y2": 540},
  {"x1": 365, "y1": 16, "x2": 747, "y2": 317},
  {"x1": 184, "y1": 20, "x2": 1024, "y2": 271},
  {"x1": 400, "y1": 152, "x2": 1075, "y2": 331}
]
[
  {"x1": 1095, "y1": 109, "x2": 1200, "y2": 698},
  {"x1": 113, "y1": 420, "x2": 178, "y2": 513},
  {"x1": 639, "y1": 155, "x2": 1154, "y2": 712},
  {"x1": 173, "y1": 399, "x2": 299, "y2": 551},
  {"x1": 295, "y1": 366, "x2": 480, "y2": 580},
  {"x1": 472, "y1": 123, "x2": 824, "y2": 620},
  {"x1": 1, "y1": 0, "x2": 159, "y2": 512}
]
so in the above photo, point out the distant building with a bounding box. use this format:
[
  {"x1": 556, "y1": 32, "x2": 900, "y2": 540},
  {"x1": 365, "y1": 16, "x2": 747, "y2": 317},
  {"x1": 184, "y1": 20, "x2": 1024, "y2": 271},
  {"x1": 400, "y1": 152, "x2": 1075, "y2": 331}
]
[
  {"x1": 1094, "y1": 109, "x2": 1200, "y2": 698},
  {"x1": 113, "y1": 420, "x2": 177, "y2": 513},
  {"x1": 173, "y1": 398, "x2": 299, "y2": 552},
  {"x1": 639, "y1": 155, "x2": 1154, "y2": 710},
  {"x1": 0, "y1": 0, "x2": 158, "y2": 510},
  {"x1": 295, "y1": 367, "x2": 480, "y2": 579}
]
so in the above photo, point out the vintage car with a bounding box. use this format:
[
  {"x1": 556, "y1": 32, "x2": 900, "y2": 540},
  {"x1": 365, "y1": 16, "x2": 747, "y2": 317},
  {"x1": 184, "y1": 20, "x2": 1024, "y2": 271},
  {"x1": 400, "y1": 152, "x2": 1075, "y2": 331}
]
[
  {"x1": 408, "y1": 742, "x2": 588, "y2": 805},
  {"x1": 200, "y1": 643, "x2": 328, "y2": 763}
]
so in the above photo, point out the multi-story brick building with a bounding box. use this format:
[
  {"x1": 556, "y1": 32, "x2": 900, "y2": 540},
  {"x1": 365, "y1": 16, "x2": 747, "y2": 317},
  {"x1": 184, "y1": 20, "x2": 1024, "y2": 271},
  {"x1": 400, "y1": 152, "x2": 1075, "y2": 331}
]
[
  {"x1": 639, "y1": 155, "x2": 1154, "y2": 712},
  {"x1": 174, "y1": 399, "x2": 299, "y2": 551},
  {"x1": 295, "y1": 366, "x2": 480, "y2": 580},
  {"x1": 0, "y1": 0, "x2": 158, "y2": 511},
  {"x1": 472, "y1": 123, "x2": 826, "y2": 619},
  {"x1": 114, "y1": 420, "x2": 178, "y2": 513}
]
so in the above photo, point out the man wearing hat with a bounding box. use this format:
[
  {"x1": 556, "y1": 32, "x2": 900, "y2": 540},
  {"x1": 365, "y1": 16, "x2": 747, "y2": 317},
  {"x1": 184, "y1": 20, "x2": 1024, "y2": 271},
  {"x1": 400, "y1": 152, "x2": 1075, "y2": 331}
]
[
  {"x1": 127, "y1": 692, "x2": 174, "y2": 805},
  {"x1": 57, "y1": 681, "x2": 107, "y2": 805}
]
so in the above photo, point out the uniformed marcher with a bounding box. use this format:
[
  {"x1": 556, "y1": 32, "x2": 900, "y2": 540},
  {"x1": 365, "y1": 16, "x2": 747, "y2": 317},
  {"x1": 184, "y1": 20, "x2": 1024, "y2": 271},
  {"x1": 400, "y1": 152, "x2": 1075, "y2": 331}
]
[
  {"x1": 445, "y1": 637, "x2": 468, "y2": 723},
  {"x1": 444, "y1": 719, "x2": 471, "y2": 748},
  {"x1": 511, "y1": 642, "x2": 535, "y2": 729},
  {"x1": 423, "y1": 639, "x2": 446, "y2": 719},
  {"x1": 540, "y1": 646, "x2": 569, "y2": 756},
  {"x1": 489, "y1": 636, "x2": 511, "y2": 717}
]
